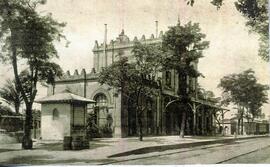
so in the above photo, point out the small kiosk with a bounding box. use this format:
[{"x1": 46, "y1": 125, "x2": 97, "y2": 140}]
[{"x1": 36, "y1": 92, "x2": 95, "y2": 141}]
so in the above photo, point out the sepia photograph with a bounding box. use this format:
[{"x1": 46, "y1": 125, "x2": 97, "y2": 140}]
[{"x1": 0, "y1": 0, "x2": 269, "y2": 165}]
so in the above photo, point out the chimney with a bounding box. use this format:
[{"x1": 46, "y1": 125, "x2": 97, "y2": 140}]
[{"x1": 155, "y1": 21, "x2": 158, "y2": 38}]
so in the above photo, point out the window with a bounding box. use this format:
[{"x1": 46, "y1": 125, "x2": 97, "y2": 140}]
[
  {"x1": 165, "y1": 71, "x2": 171, "y2": 87},
  {"x1": 95, "y1": 94, "x2": 108, "y2": 108},
  {"x1": 93, "y1": 93, "x2": 108, "y2": 126},
  {"x1": 52, "y1": 108, "x2": 59, "y2": 120}
]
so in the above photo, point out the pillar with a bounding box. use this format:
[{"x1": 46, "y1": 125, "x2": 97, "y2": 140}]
[
  {"x1": 201, "y1": 107, "x2": 205, "y2": 135},
  {"x1": 113, "y1": 91, "x2": 123, "y2": 137},
  {"x1": 161, "y1": 98, "x2": 167, "y2": 135},
  {"x1": 192, "y1": 102, "x2": 197, "y2": 135},
  {"x1": 156, "y1": 95, "x2": 160, "y2": 134},
  {"x1": 211, "y1": 110, "x2": 215, "y2": 135}
]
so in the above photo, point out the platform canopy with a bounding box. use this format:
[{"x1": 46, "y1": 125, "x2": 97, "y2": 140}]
[{"x1": 35, "y1": 92, "x2": 95, "y2": 104}]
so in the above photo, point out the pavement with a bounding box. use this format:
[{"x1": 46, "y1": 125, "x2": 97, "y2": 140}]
[
  {"x1": 0, "y1": 134, "x2": 269, "y2": 165},
  {"x1": 110, "y1": 137, "x2": 270, "y2": 164}
]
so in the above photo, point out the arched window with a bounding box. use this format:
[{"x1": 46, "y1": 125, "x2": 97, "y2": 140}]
[
  {"x1": 95, "y1": 94, "x2": 108, "y2": 108},
  {"x1": 52, "y1": 108, "x2": 59, "y2": 120},
  {"x1": 93, "y1": 93, "x2": 108, "y2": 126}
]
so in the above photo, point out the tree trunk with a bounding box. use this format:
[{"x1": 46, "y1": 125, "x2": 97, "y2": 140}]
[
  {"x1": 237, "y1": 118, "x2": 240, "y2": 135},
  {"x1": 22, "y1": 104, "x2": 33, "y2": 149},
  {"x1": 241, "y1": 115, "x2": 244, "y2": 135},
  {"x1": 138, "y1": 116, "x2": 143, "y2": 141},
  {"x1": 14, "y1": 103, "x2": 20, "y2": 114},
  {"x1": 180, "y1": 110, "x2": 186, "y2": 138},
  {"x1": 10, "y1": 35, "x2": 32, "y2": 149},
  {"x1": 251, "y1": 117, "x2": 255, "y2": 134},
  {"x1": 135, "y1": 88, "x2": 143, "y2": 141},
  {"x1": 246, "y1": 118, "x2": 250, "y2": 135}
]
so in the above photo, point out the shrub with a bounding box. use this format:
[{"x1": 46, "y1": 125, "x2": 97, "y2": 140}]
[{"x1": 100, "y1": 125, "x2": 113, "y2": 138}]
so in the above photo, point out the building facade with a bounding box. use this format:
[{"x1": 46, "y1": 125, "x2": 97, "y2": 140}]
[{"x1": 47, "y1": 30, "x2": 224, "y2": 138}]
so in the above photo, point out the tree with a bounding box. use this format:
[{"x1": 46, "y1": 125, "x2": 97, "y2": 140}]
[
  {"x1": 99, "y1": 42, "x2": 161, "y2": 141},
  {"x1": 161, "y1": 21, "x2": 209, "y2": 138},
  {"x1": 187, "y1": 0, "x2": 269, "y2": 61},
  {"x1": 246, "y1": 82, "x2": 269, "y2": 121},
  {"x1": 235, "y1": 0, "x2": 268, "y2": 61},
  {"x1": 197, "y1": 86, "x2": 221, "y2": 104},
  {"x1": 0, "y1": 79, "x2": 23, "y2": 114},
  {"x1": 0, "y1": 0, "x2": 65, "y2": 149},
  {"x1": 218, "y1": 69, "x2": 269, "y2": 134}
]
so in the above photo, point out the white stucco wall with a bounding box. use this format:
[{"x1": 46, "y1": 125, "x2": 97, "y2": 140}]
[{"x1": 41, "y1": 103, "x2": 71, "y2": 140}]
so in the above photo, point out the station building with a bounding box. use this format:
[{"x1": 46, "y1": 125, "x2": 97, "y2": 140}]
[{"x1": 45, "y1": 28, "x2": 226, "y2": 138}]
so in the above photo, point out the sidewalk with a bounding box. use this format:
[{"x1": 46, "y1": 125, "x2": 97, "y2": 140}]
[
  {"x1": 0, "y1": 135, "x2": 268, "y2": 165},
  {"x1": 107, "y1": 135, "x2": 269, "y2": 158}
]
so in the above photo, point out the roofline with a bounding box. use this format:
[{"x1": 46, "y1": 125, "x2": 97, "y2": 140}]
[
  {"x1": 35, "y1": 100, "x2": 95, "y2": 104},
  {"x1": 162, "y1": 94, "x2": 229, "y2": 111}
]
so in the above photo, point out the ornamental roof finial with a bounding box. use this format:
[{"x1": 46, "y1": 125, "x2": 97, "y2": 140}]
[
  {"x1": 120, "y1": 29, "x2": 125, "y2": 35},
  {"x1": 177, "y1": 14, "x2": 181, "y2": 26}
]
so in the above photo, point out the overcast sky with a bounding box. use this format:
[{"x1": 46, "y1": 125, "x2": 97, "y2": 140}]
[{"x1": 0, "y1": 0, "x2": 269, "y2": 117}]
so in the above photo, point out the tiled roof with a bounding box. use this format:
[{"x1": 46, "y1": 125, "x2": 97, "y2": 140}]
[{"x1": 35, "y1": 92, "x2": 95, "y2": 104}]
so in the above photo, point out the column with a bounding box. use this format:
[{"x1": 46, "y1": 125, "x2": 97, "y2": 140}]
[
  {"x1": 156, "y1": 96, "x2": 160, "y2": 134},
  {"x1": 192, "y1": 102, "x2": 197, "y2": 135},
  {"x1": 201, "y1": 107, "x2": 205, "y2": 135},
  {"x1": 113, "y1": 91, "x2": 122, "y2": 137}
]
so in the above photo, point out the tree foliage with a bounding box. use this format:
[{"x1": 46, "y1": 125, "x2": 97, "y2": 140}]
[
  {"x1": 0, "y1": 79, "x2": 22, "y2": 114},
  {"x1": 187, "y1": 0, "x2": 269, "y2": 61},
  {"x1": 99, "y1": 42, "x2": 162, "y2": 97},
  {"x1": 218, "y1": 69, "x2": 269, "y2": 121},
  {"x1": 197, "y1": 85, "x2": 221, "y2": 105},
  {"x1": 235, "y1": 0, "x2": 269, "y2": 61},
  {"x1": 0, "y1": 0, "x2": 65, "y2": 149},
  {"x1": 162, "y1": 21, "x2": 209, "y2": 78}
]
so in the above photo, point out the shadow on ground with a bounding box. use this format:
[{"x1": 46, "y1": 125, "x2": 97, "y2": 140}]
[
  {"x1": 2, "y1": 155, "x2": 113, "y2": 165},
  {"x1": 0, "y1": 149, "x2": 21, "y2": 154},
  {"x1": 1, "y1": 141, "x2": 113, "y2": 165},
  {"x1": 108, "y1": 136, "x2": 269, "y2": 158},
  {"x1": 37, "y1": 140, "x2": 110, "y2": 151}
]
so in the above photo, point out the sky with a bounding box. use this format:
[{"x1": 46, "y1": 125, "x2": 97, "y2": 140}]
[{"x1": 0, "y1": 0, "x2": 269, "y2": 118}]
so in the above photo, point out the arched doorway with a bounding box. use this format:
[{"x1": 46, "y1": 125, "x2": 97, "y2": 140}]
[
  {"x1": 94, "y1": 93, "x2": 108, "y2": 126},
  {"x1": 164, "y1": 98, "x2": 194, "y2": 135}
]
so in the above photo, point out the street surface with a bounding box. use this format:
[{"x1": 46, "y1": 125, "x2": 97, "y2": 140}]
[
  {"x1": 220, "y1": 146, "x2": 270, "y2": 163},
  {"x1": 1, "y1": 135, "x2": 270, "y2": 165},
  {"x1": 106, "y1": 137, "x2": 270, "y2": 164}
]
